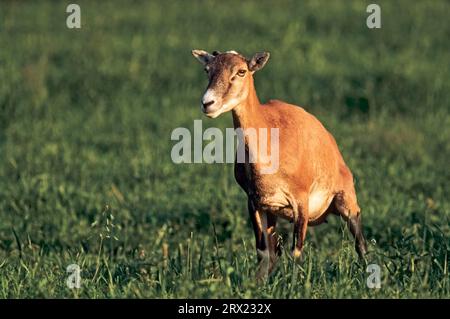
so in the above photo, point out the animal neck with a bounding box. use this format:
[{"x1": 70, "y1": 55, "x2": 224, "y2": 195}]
[{"x1": 232, "y1": 78, "x2": 262, "y2": 130}]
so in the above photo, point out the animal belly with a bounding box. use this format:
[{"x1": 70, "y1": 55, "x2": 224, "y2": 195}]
[
  {"x1": 264, "y1": 206, "x2": 294, "y2": 221},
  {"x1": 308, "y1": 190, "x2": 333, "y2": 220},
  {"x1": 257, "y1": 191, "x2": 295, "y2": 221},
  {"x1": 253, "y1": 186, "x2": 333, "y2": 222}
]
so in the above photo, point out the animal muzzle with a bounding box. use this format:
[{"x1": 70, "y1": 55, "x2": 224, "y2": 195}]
[{"x1": 201, "y1": 89, "x2": 222, "y2": 116}]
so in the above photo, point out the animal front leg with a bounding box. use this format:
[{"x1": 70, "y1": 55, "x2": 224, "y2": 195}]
[
  {"x1": 266, "y1": 213, "x2": 281, "y2": 274},
  {"x1": 292, "y1": 202, "x2": 308, "y2": 261},
  {"x1": 255, "y1": 211, "x2": 271, "y2": 280},
  {"x1": 247, "y1": 199, "x2": 270, "y2": 280}
]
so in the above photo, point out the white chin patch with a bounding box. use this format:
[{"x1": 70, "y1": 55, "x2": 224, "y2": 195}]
[
  {"x1": 204, "y1": 107, "x2": 223, "y2": 118},
  {"x1": 206, "y1": 113, "x2": 220, "y2": 119},
  {"x1": 201, "y1": 94, "x2": 239, "y2": 119}
]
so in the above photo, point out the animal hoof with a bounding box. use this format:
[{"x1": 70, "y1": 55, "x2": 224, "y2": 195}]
[
  {"x1": 291, "y1": 248, "x2": 303, "y2": 262},
  {"x1": 256, "y1": 249, "x2": 270, "y2": 280}
]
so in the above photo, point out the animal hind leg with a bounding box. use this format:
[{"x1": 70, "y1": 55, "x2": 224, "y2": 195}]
[{"x1": 335, "y1": 191, "x2": 368, "y2": 258}]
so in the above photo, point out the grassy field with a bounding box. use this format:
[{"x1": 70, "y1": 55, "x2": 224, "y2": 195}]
[{"x1": 0, "y1": 0, "x2": 449, "y2": 298}]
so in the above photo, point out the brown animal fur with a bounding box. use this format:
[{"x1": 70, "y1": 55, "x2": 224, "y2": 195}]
[{"x1": 192, "y1": 50, "x2": 368, "y2": 279}]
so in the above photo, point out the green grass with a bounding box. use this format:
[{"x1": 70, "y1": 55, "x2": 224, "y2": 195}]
[{"x1": 0, "y1": 0, "x2": 449, "y2": 298}]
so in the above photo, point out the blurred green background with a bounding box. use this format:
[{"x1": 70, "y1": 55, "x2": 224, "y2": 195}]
[{"x1": 0, "y1": 0, "x2": 448, "y2": 298}]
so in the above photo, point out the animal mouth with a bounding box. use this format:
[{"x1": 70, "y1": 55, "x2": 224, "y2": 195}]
[
  {"x1": 204, "y1": 108, "x2": 222, "y2": 118},
  {"x1": 202, "y1": 104, "x2": 223, "y2": 118}
]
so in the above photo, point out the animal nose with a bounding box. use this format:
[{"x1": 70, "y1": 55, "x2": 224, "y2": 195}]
[{"x1": 202, "y1": 100, "x2": 215, "y2": 109}]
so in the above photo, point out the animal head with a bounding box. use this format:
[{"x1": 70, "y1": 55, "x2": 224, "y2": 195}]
[{"x1": 191, "y1": 49, "x2": 270, "y2": 118}]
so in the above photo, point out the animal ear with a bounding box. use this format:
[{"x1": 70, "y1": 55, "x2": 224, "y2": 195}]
[
  {"x1": 192, "y1": 49, "x2": 215, "y2": 65},
  {"x1": 248, "y1": 52, "x2": 270, "y2": 72}
]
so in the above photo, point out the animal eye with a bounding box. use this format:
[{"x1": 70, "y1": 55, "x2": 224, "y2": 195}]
[{"x1": 237, "y1": 69, "x2": 246, "y2": 77}]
